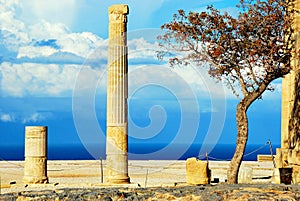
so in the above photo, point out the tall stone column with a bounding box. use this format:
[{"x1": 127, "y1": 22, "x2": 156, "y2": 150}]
[
  {"x1": 281, "y1": 73, "x2": 294, "y2": 149},
  {"x1": 275, "y1": 0, "x2": 300, "y2": 183},
  {"x1": 23, "y1": 126, "x2": 48, "y2": 184},
  {"x1": 281, "y1": 0, "x2": 300, "y2": 150},
  {"x1": 106, "y1": 4, "x2": 130, "y2": 184}
]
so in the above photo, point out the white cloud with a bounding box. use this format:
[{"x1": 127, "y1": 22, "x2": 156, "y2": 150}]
[
  {"x1": 22, "y1": 112, "x2": 46, "y2": 124},
  {"x1": 173, "y1": 65, "x2": 235, "y2": 99},
  {"x1": 17, "y1": 20, "x2": 105, "y2": 60},
  {"x1": 20, "y1": 0, "x2": 78, "y2": 28},
  {"x1": 0, "y1": 0, "x2": 108, "y2": 97},
  {"x1": 0, "y1": 0, "x2": 243, "y2": 101},
  {"x1": 18, "y1": 46, "x2": 58, "y2": 59},
  {"x1": 0, "y1": 0, "x2": 104, "y2": 61},
  {"x1": 0, "y1": 61, "x2": 105, "y2": 97},
  {"x1": 56, "y1": 32, "x2": 105, "y2": 58},
  {"x1": 125, "y1": 37, "x2": 231, "y2": 99},
  {"x1": 28, "y1": 20, "x2": 70, "y2": 41},
  {"x1": 0, "y1": 110, "x2": 55, "y2": 124},
  {"x1": 0, "y1": 0, "x2": 30, "y2": 51},
  {"x1": 0, "y1": 111, "x2": 53, "y2": 123},
  {"x1": 128, "y1": 38, "x2": 160, "y2": 60},
  {"x1": 128, "y1": 63, "x2": 228, "y2": 102},
  {"x1": 0, "y1": 62, "x2": 86, "y2": 97},
  {"x1": 0, "y1": 113, "x2": 14, "y2": 122}
]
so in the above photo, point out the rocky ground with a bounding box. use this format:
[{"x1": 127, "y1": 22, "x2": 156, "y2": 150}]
[{"x1": 1, "y1": 184, "x2": 300, "y2": 201}]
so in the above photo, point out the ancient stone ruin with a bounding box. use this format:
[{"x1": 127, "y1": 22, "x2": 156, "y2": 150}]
[
  {"x1": 186, "y1": 158, "x2": 210, "y2": 185},
  {"x1": 18, "y1": 3, "x2": 299, "y2": 186},
  {"x1": 105, "y1": 4, "x2": 130, "y2": 184},
  {"x1": 23, "y1": 126, "x2": 48, "y2": 184},
  {"x1": 275, "y1": 0, "x2": 300, "y2": 184}
]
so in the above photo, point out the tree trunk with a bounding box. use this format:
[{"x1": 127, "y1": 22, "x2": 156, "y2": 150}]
[
  {"x1": 227, "y1": 100, "x2": 249, "y2": 184},
  {"x1": 226, "y1": 79, "x2": 272, "y2": 184}
]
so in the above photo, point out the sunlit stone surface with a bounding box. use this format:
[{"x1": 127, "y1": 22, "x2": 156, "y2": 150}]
[
  {"x1": 105, "y1": 4, "x2": 130, "y2": 184},
  {"x1": 276, "y1": 0, "x2": 300, "y2": 184},
  {"x1": 23, "y1": 126, "x2": 48, "y2": 184}
]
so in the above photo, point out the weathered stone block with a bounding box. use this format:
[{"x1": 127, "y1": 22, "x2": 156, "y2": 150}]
[
  {"x1": 238, "y1": 166, "x2": 252, "y2": 184},
  {"x1": 186, "y1": 157, "x2": 210, "y2": 185},
  {"x1": 257, "y1": 155, "x2": 273, "y2": 162}
]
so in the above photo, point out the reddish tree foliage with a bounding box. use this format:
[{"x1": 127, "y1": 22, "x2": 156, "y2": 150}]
[{"x1": 158, "y1": 0, "x2": 299, "y2": 184}]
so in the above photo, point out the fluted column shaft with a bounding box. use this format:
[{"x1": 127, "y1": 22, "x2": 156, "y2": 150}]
[{"x1": 106, "y1": 4, "x2": 130, "y2": 184}]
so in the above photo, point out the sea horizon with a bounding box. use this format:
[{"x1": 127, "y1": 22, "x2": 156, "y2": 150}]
[{"x1": 0, "y1": 143, "x2": 279, "y2": 161}]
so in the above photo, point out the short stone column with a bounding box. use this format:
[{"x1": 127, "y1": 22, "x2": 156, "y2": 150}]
[
  {"x1": 105, "y1": 4, "x2": 130, "y2": 184},
  {"x1": 23, "y1": 126, "x2": 48, "y2": 184},
  {"x1": 186, "y1": 157, "x2": 210, "y2": 185}
]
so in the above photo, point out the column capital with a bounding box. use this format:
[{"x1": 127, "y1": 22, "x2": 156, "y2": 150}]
[{"x1": 109, "y1": 4, "x2": 129, "y2": 23}]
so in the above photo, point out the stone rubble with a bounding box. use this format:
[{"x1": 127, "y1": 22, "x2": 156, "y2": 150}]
[{"x1": 1, "y1": 184, "x2": 300, "y2": 201}]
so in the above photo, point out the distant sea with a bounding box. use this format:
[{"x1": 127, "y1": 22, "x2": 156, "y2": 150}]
[{"x1": 0, "y1": 143, "x2": 279, "y2": 161}]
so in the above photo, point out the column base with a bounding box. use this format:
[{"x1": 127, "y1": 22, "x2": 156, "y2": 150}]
[
  {"x1": 23, "y1": 157, "x2": 48, "y2": 184},
  {"x1": 23, "y1": 176, "x2": 49, "y2": 184},
  {"x1": 106, "y1": 125, "x2": 130, "y2": 184},
  {"x1": 106, "y1": 176, "x2": 130, "y2": 184}
]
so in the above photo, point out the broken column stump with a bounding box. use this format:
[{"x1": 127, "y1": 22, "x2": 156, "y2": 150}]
[
  {"x1": 186, "y1": 157, "x2": 210, "y2": 185},
  {"x1": 23, "y1": 126, "x2": 48, "y2": 184}
]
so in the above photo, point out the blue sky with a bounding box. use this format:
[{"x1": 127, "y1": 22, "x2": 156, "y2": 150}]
[{"x1": 0, "y1": 0, "x2": 283, "y2": 159}]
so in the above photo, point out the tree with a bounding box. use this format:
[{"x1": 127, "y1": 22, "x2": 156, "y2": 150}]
[{"x1": 158, "y1": 0, "x2": 298, "y2": 184}]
